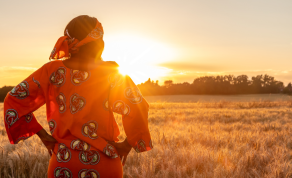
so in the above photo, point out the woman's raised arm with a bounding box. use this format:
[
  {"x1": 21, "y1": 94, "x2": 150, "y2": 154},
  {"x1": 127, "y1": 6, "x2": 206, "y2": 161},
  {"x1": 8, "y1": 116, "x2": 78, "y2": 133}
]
[
  {"x1": 108, "y1": 72, "x2": 153, "y2": 153},
  {"x1": 4, "y1": 63, "x2": 49, "y2": 144}
]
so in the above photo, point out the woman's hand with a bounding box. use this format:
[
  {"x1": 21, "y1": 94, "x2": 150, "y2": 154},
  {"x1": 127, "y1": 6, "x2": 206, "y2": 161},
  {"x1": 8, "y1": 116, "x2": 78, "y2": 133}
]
[
  {"x1": 37, "y1": 129, "x2": 58, "y2": 157},
  {"x1": 108, "y1": 138, "x2": 132, "y2": 166}
]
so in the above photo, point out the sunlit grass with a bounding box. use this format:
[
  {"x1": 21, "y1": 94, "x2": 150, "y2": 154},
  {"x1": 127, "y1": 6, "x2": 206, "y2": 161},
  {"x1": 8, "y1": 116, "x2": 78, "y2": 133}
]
[{"x1": 1, "y1": 100, "x2": 292, "y2": 177}]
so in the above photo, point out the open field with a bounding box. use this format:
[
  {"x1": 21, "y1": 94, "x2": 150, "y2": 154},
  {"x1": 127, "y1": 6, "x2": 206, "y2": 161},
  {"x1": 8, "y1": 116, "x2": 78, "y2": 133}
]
[
  {"x1": 1, "y1": 95, "x2": 292, "y2": 177},
  {"x1": 145, "y1": 94, "x2": 292, "y2": 103}
]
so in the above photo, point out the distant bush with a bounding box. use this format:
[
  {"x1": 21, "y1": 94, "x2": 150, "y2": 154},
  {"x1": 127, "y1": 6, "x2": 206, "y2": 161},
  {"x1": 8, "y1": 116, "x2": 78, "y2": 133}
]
[{"x1": 0, "y1": 86, "x2": 14, "y2": 102}]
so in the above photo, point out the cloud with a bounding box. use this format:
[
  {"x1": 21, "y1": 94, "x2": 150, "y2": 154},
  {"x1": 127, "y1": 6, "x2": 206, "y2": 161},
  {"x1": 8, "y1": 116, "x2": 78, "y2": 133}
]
[
  {"x1": 0, "y1": 66, "x2": 37, "y2": 87},
  {"x1": 0, "y1": 66, "x2": 38, "y2": 71},
  {"x1": 157, "y1": 62, "x2": 227, "y2": 72}
]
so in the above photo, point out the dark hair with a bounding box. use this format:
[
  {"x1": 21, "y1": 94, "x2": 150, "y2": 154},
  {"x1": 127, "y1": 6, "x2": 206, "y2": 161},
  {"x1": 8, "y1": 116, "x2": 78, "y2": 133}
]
[{"x1": 64, "y1": 15, "x2": 97, "y2": 41}]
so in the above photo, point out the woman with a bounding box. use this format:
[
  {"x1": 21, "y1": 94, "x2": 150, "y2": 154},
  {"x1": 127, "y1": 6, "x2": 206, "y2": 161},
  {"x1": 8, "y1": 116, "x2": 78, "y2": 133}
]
[{"x1": 4, "y1": 15, "x2": 153, "y2": 178}]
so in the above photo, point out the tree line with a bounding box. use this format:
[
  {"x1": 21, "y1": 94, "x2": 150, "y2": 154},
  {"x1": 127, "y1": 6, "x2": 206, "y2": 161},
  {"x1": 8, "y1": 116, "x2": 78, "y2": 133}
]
[
  {"x1": 1, "y1": 74, "x2": 292, "y2": 102},
  {"x1": 137, "y1": 74, "x2": 292, "y2": 96}
]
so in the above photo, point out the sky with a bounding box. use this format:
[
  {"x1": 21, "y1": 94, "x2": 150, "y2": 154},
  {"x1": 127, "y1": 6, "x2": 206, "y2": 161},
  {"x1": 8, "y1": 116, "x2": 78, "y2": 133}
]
[{"x1": 1, "y1": 0, "x2": 292, "y2": 86}]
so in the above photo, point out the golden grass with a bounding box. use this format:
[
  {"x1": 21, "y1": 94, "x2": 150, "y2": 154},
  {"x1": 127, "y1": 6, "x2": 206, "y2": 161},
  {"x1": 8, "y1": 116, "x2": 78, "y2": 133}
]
[{"x1": 1, "y1": 100, "x2": 292, "y2": 177}]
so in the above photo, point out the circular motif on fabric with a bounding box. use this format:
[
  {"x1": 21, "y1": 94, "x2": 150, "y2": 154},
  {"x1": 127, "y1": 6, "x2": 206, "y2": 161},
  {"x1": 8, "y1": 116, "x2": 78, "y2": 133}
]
[
  {"x1": 102, "y1": 98, "x2": 109, "y2": 111},
  {"x1": 5, "y1": 109, "x2": 19, "y2": 128},
  {"x1": 70, "y1": 93, "x2": 86, "y2": 114},
  {"x1": 134, "y1": 139, "x2": 147, "y2": 153},
  {"x1": 50, "y1": 67, "x2": 66, "y2": 87},
  {"x1": 103, "y1": 144, "x2": 118, "y2": 159},
  {"x1": 54, "y1": 167, "x2": 72, "y2": 178},
  {"x1": 124, "y1": 87, "x2": 143, "y2": 104},
  {"x1": 78, "y1": 169, "x2": 100, "y2": 178},
  {"x1": 56, "y1": 143, "x2": 71, "y2": 163},
  {"x1": 108, "y1": 73, "x2": 124, "y2": 89},
  {"x1": 87, "y1": 27, "x2": 103, "y2": 39},
  {"x1": 149, "y1": 140, "x2": 154, "y2": 149},
  {"x1": 71, "y1": 139, "x2": 91, "y2": 151},
  {"x1": 56, "y1": 93, "x2": 66, "y2": 113},
  {"x1": 25, "y1": 113, "x2": 33, "y2": 123},
  {"x1": 48, "y1": 120, "x2": 57, "y2": 134},
  {"x1": 79, "y1": 150, "x2": 100, "y2": 165},
  {"x1": 32, "y1": 77, "x2": 41, "y2": 88},
  {"x1": 82, "y1": 121, "x2": 98, "y2": 139},
  {"x1": 113, "y1": 100, "x2": 130, "y2": 115},
  {"x1": 70, "y1": 70, "x2": 90, "y2": 86},
  {"x1": 9, "y1": 81, "x2": 29, "y2": 99}
]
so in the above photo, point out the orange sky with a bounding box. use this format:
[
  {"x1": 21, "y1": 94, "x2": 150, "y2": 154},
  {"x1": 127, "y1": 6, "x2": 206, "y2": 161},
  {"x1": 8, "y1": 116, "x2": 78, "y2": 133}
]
[{"x1": 1, "y1": 0, "x2": 292, "y2": 87}]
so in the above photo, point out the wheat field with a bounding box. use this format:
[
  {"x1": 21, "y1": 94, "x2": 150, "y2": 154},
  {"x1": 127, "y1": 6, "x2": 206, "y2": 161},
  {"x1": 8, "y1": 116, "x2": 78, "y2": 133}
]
[{"x1": 1, "y1": 97, "x2": 292, "y2": 177}]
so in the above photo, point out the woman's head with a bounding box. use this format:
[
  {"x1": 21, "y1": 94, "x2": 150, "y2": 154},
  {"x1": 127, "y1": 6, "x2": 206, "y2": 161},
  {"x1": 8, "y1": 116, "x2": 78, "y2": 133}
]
[
  {"x1": 65, "y1": 15, "x2": 104, "y2": 59},
  {"x1": 64, "y1": 15, "x2": 97, "y2": 41},
  {"x1": 49, "y1": 15, "x2": 104, "y2": 60}
]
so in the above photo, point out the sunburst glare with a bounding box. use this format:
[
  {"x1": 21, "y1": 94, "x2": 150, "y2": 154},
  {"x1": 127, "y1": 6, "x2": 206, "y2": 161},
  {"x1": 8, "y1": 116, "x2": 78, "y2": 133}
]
[{"x1": 102, "y1": 33, "x2": 178, "y2": 84}]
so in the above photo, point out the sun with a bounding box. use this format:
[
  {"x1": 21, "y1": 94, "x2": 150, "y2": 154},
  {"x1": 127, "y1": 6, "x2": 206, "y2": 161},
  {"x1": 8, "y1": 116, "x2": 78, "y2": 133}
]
[
  {"x1": 117, "y1": 62, "x2": 171, "y2": 84},
  {"x1": 102, "y1": 33, "x2": 177, "y2": 84},
  {"x1": 118, "y1": 66, "x2": 128, "y2": 76}
]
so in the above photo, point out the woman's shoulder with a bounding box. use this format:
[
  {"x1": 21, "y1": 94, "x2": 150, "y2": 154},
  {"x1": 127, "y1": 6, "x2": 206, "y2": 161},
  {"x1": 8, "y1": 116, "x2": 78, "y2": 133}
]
[
  {"x1": 98, "y1": 61, "x2": 119, "y2": 74},
  {"x1": 40, "y1": 60, "x2": 62, "y2": 69},
  {"x1": 44, "y1": 60, "x2": 63, "y2": 67},
  {"x1": 104, "y1": 61, "x2": 119, "y2": 67},
  {"x1": 42, "y1": 60, "x2": 120, "y2": 75},
  {"x1": 41, "y1": 60, "x2": 67, "y2": 74}
]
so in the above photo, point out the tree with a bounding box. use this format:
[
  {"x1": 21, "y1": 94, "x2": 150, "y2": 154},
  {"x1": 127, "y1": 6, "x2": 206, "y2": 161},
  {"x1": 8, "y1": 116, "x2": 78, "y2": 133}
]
[{"x1": 164, "y1": 80, "x2": 173, "y2": 88}]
